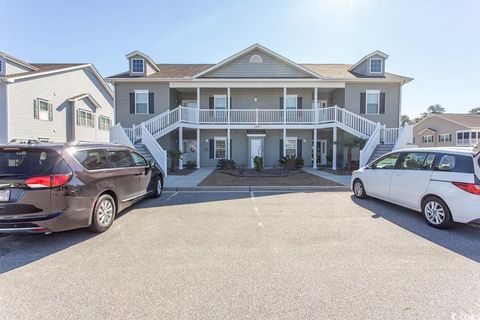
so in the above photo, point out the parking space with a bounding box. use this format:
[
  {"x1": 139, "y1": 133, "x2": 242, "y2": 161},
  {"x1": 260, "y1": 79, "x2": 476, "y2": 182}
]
[{"x1": 1, "y1": 190, "x2": 479, "y2": 319}]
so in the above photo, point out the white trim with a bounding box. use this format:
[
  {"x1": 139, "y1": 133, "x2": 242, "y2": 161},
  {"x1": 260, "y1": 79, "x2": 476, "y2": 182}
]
[
  {"x1": 369, "y1": 58, "x2": 383, "y2": 74},
  {"x1": 125, "y1": 51, "x2": 160, "y2": 72},
  {"x1": 37, "y1": 98, "x2": 50, "y2": 121},
  {"x1": 0, "y1": 52, "x2": 39, "y2": 71},
  {"x1": 214, "y1": 136, "x2": 227, "y2": 159},
  {"x1": 365, "y1": 90, "x2": 381, "y2": 115},
  {"x1": 246, "y1": 134, "x2": 266, "y2": 137},
  {"x1": 421, "y1": 135, "x2": 434, "y2": 143},
  {"x1": 77, "y1": 108, "x2": 95, "y2": 128},
  {"x1": 134, "y1": 90, "x2": 149, "y2": 114},
  {"x1": 438, "y1": 133, "x2": 452, "y2": 143},
  {"x1": 98, "y1": 115, "x2": 112, "y2": 131},
  {"x1": 213, "y1": 94, "x2": 227, "y2": 109},
  {"x1": 131, "y1": 58, "x2": 145, "y2": 74},
  {"x1": 68, "y1": 93, "x2": 102, "y2": 109},
  {"x1": 285, "y1": 136, "x2": 298, "y2": 156}
]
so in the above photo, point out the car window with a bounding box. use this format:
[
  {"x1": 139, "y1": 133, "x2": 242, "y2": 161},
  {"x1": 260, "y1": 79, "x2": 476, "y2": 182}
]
[
  {"x1": 374, "y1": 153, "x2": 400, "y2": 169},
  {"x1": 131, "y1": 152, "x2": 147, "y2": 167},
  {"x1": 423, "y1": 153, "x2": 436, "y2": 170},
  {"x1": 0, "y1": 148, "x2": 61, "y2": 177},
  {"x1": 107, "y1": 150, "x2": 134, "y2": 168},
  {"x1": 74, "y1": 149, "x2": 110, "y2": 170},
  {"x1": 399, "y1": 152, "x2": 431, "y2": 170},
  {"x1": 434, "y1": 154, "x2": 474, "y2": 173}
]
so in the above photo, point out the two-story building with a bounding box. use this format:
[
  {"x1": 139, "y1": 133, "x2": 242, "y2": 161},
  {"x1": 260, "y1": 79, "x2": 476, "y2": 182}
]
[
  {"x1": 107, "y1": 44, "x2": 412, "y2": 175},
  {"x1": 0, "y1": 51, "x2": 114, "y2": 144}
]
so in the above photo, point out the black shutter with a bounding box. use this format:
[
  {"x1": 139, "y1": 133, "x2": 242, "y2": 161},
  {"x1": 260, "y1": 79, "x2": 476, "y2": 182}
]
[
  {"x1": 129, "y1": 93, "x2": 135, "y2": 114},
  {"x1": 279, "y1": 97, "x2": 284, "y2": 109},
  {"x1": 148, "y1": 92, "x2": 154, "y2": 114},
  {"x1": 279, "y1": 139, "x2": 284, "y2": 159},
  {"x1": 33, "y1": 99, "x2": 39, "y2": 119},
  {"x1": 229, "y1": 97, "x2": 232, "y2": 109},
  {"x1": 297, "y1": 97, "x2": 303, "y2": 109},
  {"x1": 209, "y1": 97, "x2": 214, "y2": 109},
  {"x1": 297, "y1": 139, "x2": 302, "y2": 158},
  {"x1": 379, "y1": 92, "x2": 385, "y2": 114},
  {"x1": 230, "y1": 139, "x2": 232, "y2": 158},
  {"x1": 360, "y1": 92, "x2": 366, "y2": 114},
  {"x1": 209, "y1": 139, "x2": 214, "y2": 159}
]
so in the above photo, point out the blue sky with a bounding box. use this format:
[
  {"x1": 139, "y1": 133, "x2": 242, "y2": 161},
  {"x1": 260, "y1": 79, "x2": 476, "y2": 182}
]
[{"x1": 3, "y1": 0, "x2": 479, "y2": 117}]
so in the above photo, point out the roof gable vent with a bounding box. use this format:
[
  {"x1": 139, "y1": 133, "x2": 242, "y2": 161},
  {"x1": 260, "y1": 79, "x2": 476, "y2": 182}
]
[{"x1": 249, "y1": 54, "x2": 263, "y2": 64}]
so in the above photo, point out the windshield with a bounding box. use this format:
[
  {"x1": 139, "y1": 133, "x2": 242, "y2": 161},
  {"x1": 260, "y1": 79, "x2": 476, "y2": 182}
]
[{"x1": 0, "y1": 148, "x2": 61, "y2": 178}]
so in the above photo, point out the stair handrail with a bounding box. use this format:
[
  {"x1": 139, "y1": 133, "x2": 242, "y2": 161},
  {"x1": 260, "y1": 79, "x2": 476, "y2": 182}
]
[
  {"x1": 110, "y1": 123, "x2": 134, "y2": 148},
  {"x1": 337, "y1": 107, "x2": 378, "y2": 136},
  {"x1": 393, "y1": 124, "x2": 414, "y2": 151},
  {"x1": 359, "y1": 122, "x2": 382, "y2": 167},
  {"x1": 141, "y1": 124, "x2": 168, "y2": 177}
]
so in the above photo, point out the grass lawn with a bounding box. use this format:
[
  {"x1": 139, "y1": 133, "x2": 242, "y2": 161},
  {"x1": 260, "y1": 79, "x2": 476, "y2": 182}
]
[{"x1": 198, "y1": 170, "x2": 341, "y2": 186}]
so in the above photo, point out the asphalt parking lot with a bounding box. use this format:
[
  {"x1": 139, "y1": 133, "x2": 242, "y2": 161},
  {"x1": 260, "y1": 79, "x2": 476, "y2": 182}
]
[{"x1": 1, "y1": 190, "x2": 479, "y2": 320}]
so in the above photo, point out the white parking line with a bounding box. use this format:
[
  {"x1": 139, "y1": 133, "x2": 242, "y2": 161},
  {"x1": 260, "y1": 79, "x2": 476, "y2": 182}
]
[
  {"x1": 162, "y1": 192, "x2": 178, "y2": 203},
  {"x1": 250, "y1": 191, "x2": 263, "y2": 228}
]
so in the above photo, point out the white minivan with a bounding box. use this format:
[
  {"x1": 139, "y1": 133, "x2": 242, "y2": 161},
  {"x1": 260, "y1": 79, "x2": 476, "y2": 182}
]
[{"x1": 351, "y1": 145, "x2": 480, "y2": 228}]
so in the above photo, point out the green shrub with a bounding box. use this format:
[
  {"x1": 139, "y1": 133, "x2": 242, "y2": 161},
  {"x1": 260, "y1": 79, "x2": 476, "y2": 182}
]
[
  {"x1": 279, "y1": 155, "x2": 304, "y2": 170},
  {"x1": 185, "y1": 160, "x2": 196, "y2": 170},
  {"x1": 253, "y1": 156, "x2": 263, "y2": 172},
  {"x1": 217, "y1": 159, "x2": 236, "y2": 170},
  {"x1": 237, "y1": 163, "x2": 246, "y2": 175}
]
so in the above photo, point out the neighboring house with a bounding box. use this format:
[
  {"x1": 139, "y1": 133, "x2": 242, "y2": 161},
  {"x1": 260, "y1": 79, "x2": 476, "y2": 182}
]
[
  {"x1": 0, "y1": 51, "x2": 114, "y2": 144},
  {"x1": 107, "y1": 44, "x2": 412, "y2": 174},
  {"x1": 414, "y1": 113, "x2": 480, "y2": 147}
]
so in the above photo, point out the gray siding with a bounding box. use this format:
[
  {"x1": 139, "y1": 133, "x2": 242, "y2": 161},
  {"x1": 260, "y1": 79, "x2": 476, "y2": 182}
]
[
  {"x1": 351, "y1": 53, "x2": 385, "y2": 77},
  {"x1": 0, "y1": 84, "x2": 7, "y2": 143},
  {"x1": 202, "y1": 49, "x2": 313, "y2": 78},
  {"x1": 7, "y1": 68, "x2": 113, "y2": 143},
  {"x1": 127, "y1": 54, "x2": 157, "y2": 77},
  {"x1": 344, "y1": 83, "x2": 401, "y2": 128},
  {"x1": 114, "y1": 82, "x2": 170, "y2": 128}
]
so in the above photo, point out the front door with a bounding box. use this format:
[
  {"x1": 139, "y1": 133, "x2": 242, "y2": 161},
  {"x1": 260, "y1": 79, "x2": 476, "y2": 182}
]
[
  {"x1": 183, "y1": 139, "x2": 197, "y2": 163},
  {"x1": 250, "y1": 138, "x2": 263, "y2": 168},
  {"x1": 319, "y1": 140, "x2": 327, "y2": 165}
]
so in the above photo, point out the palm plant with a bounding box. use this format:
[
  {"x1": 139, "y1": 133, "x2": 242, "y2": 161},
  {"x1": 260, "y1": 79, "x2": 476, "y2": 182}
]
[
  {"x1": 167, "y1": 149, "x2": 183, "y2": 172},
  {"x1": 334, "y1": 137, "x2": 366, "y2": 170}
]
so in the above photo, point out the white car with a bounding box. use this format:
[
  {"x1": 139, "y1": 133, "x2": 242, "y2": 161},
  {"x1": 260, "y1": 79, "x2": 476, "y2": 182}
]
[{"x1": 351, "y1": 145, "x2": 480, "y2": 228}]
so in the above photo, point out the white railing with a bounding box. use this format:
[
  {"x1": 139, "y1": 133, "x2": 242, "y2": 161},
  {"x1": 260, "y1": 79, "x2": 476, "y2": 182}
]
[
  {"x1": 359, "y1": 123, "x2": 382, "y2": 167},
  {"x1": 110, "y1": 124, "x2": 134, "y2": 148},
  {"x1": 199, "y1": 109, "x2": 228, "y2": 124},
  {"x1": 143, "y1": 107, "x2": 180, "y2": 137},
  {"x1": 381, "y1": 127, "x2": 400, "y2": 144},
  {"x1": 141, "y1": 124, "x2": 168, "y2": 177},
  {"x1": 286, "y1": 109, "x2": 315, "y2": 124},
  {"x1": 339, "y1": 108, "x2": 378, "y2": 137}
]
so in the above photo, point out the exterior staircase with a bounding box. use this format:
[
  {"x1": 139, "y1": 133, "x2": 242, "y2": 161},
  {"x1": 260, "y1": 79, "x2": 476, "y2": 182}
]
[
  {"x1": 134, "y1": 144, "x2": 154, "y2": 162},
  {"x1": 368, "y1": 144, "x2": 394, "y2": 163}
]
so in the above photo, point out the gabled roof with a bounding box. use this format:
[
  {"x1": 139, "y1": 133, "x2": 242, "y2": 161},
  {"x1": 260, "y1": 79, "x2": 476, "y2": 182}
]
[
  {"x1": 68, "y1": 93, "x2": 103, "y2": 109},
  {"x1": 192, "y1": 43, "x2": 323, "y2": 79},
  {"x1": 125, "y1": 50, "x2": 160, "y2": 72},
  {"x1": 418, "y1": 128, "x2": 437, "y2": 135},
  {"x1": 0, "y1": 51, "x2": 39, "y2": 71},
  {"x1": 348, "y1": 50, "x2": 389, "y2": 72},
  {"x1": 415, "y1": 113, "x2": 480, "y2": 129}
]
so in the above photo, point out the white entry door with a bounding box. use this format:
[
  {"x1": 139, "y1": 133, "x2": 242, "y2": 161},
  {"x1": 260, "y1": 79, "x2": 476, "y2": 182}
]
[
  {"x1": 183, "y1": 139, "x2": 197, "y2": 163},
  {"x1": 250, "y1": 138, "x2": 263, "y2": 168},
  {"x1": 319, "y1": 140, "x2": 327, "y2": 165}
]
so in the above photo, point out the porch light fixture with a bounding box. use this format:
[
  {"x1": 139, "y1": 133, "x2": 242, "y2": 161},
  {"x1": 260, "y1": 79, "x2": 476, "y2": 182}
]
[{"x1": 254, "y1": 98, "x2": 258, "y2": 102}]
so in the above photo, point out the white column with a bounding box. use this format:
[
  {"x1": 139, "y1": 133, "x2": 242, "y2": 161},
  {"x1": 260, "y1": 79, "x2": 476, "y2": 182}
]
[
  {"x1": 196, "y1": 87, "x2": 200, "y2": 124},
  {"x1": 283, "y1": 128, "x2": 287, "y2": 157},
  {"x1": 196, "y1": 128, "x2": 200, "y2": 168},
  {"x1": 332, "y1": 126, "x2": 337, "y2": 171},
  {"x1": 227, "y1": 128, "x2": 231, "y2": 160},
  {"x1": 314, "y1": 87, "x2": 318, "y2": 123},
  {"x1": 313, "y1": 129, "x2": 318, "y2": 169},
  {"x1": 178, "y1": 126, "x2": 183, "y2": 170},
  {"x1": 227, "y1": 87, "x2": 231, "y2": 125},
  {"x1": 283, "y1": 87, "x2": 287, "y2": 124}
]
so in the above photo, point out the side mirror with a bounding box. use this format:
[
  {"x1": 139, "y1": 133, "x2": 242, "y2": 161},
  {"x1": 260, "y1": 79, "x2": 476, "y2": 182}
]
[{"x1": 148, "y1": 160, "x2": 155, "y2": 168}]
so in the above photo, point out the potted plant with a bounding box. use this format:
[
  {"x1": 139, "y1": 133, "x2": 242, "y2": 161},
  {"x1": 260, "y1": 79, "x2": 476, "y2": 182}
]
[
  {"x1": 334, "y1": 137, "x2": 366, "y2": 171},
  {"x1": 167, "y1": 149, "x2": 183, "y2": 172}
]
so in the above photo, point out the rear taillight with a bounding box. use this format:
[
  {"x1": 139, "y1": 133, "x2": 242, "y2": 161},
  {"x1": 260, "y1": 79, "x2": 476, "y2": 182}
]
[
  {"x1": 24, "y1": 174, "x2": 71, "y2": 189},
  {"x1": 452, "y1": 182, "x2": 480, "y2": 195}
]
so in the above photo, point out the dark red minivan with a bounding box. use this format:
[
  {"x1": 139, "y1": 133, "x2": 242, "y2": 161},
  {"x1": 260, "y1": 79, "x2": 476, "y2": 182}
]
[{"x1": 0, "y1": 143, "x2": 163, "y2": 234}]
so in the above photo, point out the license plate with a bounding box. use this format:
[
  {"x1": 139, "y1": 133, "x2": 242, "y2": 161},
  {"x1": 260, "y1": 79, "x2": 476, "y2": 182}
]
[{"x1": 0, "y1": 190, "x2": 10, "y2": 202}]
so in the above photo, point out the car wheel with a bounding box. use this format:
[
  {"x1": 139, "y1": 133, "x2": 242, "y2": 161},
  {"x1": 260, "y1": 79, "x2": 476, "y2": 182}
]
[
  {"x1": 89, "y1": 194, "x2": 116, "y2": 233},
  {"x1": 422, "y1": 196, "x2": 453, "y2": 229},
  {"x1": 151, "y1": 175, "x2": 163, "y2": 198},
  {"x1": 353, "y1": 179, "x2": 368, "y2": 199}
]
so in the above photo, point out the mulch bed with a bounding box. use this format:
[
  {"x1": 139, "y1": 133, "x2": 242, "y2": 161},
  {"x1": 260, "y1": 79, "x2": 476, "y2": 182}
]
[
  {"x1": 198, "y1": 169, "x2": 341, "y2": 186},
  {"x1": 217, "y1": 168, "x2": 298, "y2": 177},
  {"x1": 168, "y1": 168, "x2": 197, "y2": 176}
]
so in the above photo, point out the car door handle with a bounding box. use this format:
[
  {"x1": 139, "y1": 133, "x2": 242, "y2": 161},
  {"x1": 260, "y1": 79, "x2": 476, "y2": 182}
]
[{"x1": 133, "y1": 172, "x2": 143, "y2": 176}]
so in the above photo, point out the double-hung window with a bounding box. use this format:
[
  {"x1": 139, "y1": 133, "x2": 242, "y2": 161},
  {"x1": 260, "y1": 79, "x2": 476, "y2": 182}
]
[
  {"x1": 214, "y1": 137, "x2": 227, "y2": 159},
  {"x1": 98, "y1": 116, "x2": 112, "y2": 131},
  {"x1": 38, "y1": 99, "x2": 50, "y2": 121},
  {"x1": 135, "y1": 90, "x2": 149, "y2": 114},
  {"x1": 422, "y1": 135, "x2": 433, "y2": 143},
  {"x1": 366, "y1": 90, "x2": 380, "y2": 114},
  {"x1": 214, "y1": 95, "x2": 226, "y2": 109},
  {"x1": 438, "y1": 133, "x2": 452, "y2": 143},
  {"x1": 370, "y1": 58, "x2": 382, "y2": 73},
  {"x1": 286, "y1": 95, "x2": 297, "y2": 109},
  {"x1": 77, "y1": 109, "x2": 95, "y2": 128},
  {"x1": 285, "y1": 138, "x2": 297, "y2": 157},
  {"x1": 131, "y1": 59, "x2": 144, "y2": 74}
]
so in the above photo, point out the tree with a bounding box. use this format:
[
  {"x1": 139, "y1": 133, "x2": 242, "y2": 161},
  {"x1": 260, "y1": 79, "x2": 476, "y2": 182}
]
[
  {"x1": 401, "y1": 115, "x2": 413, "y2": 126},
  {"x1": 469, "y1": 107, "x2": 480, "y2": 114},
  {"x1": 421, "y1": 104, "x2": 445, "y2": 118},
  {"x1": 167, "y1": 149, "x2": 183, "y2": 172},
  {"x1": 335, "y1": 137, "x2": 367, "y2": 170}
]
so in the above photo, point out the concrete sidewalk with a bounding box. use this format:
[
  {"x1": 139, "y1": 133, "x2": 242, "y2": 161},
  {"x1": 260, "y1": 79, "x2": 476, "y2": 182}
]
[
  {"x1": 302, "y1": 167, "x2": 351, "y2": 186},
  {"x1": 164, "y1": 168, "x2": 214, "y2": 189}
]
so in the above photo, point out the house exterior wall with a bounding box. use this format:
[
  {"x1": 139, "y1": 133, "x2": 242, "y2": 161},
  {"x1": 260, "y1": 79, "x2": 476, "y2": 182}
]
[
  {"x1": 413, "y1": 116, "x2": 469, "y2": 147},
  {"x1": 344, "y1": 83, "x2": 401, "y2": 128},
  {"x1": 4, "y1": 60, "x2": 31, "y2": 76},
  {"x1": 6, "y1": 68, "x2": 113, "y2": 143},
  {"x1": 202, "y1": 49, "x2": 314, "y2": 78},
  {"x1": 0, "y1": 84, "x2": 7, "y2": 143},
  {"x1": 114, "y1": 82, "x2": 170, "y2": 128}
]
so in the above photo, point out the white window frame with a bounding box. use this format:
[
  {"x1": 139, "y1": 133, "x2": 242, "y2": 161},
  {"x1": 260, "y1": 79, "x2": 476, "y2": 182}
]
[
  {"x1": 285, "y1": 137, "x2": 298, "y2": 157},
  {"x1": 214, "y1": 94, "x2": 227, "y2": 109},
  {"x1": 438, "y1": 133, "x2": 451, "y2": 143},
  {"x1": 249, "y1": 55, "x2": 263, "y2": 64},
  {"x1": 369, "y1": 58, "x2": 383, "y2": 73},
  {"x1": 38, "y1": 98, "x2": 50, "y2": 121},
  {"x1": 285, "y1": 95, "x2": 298, "y2": 110},
  {"x1": 365, "y1": 90, "x2": 380, "y2": 114},
  {"x1": 98, "y1": 115, "x2": 112, "y2": 131},
  {"x1": 422, "y1": 135, "x2": 433, "y2": 143},
  {"x1": 77, "y1": 109, "x2": 95, "y2": 128},
  {"x1": 131, "y1": 58, "x2": 145, "y2": 74},
  {"x1": 134, "y1": 90, "x2": 149, "y2": 114},
  {"x1": 214, "y1": 137, "x2": 227, "y2": 159}
]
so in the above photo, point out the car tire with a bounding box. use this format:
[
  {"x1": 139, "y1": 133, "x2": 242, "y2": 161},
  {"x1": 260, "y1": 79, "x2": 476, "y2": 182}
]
[
  {"x1": 89, "y1": 194, "x2": 116, "y2": 233},
  {"x1": 151, "y1": 175, "x2": 163, "y2": 198},
  {"x1": 353, "y1": 179, "x2": 368, "y2": 199},
  {"x1": 421, "y1": 196, "x2": 454, "y2": 229}
]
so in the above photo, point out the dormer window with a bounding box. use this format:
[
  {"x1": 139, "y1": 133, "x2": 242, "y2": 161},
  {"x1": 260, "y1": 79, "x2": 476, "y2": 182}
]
[
  {"x1": 369, "y1": 58, "x2": 383, "y2": 73},
  {"x1": 131, "y1": 58, "x2": 145, "y2": 74}
]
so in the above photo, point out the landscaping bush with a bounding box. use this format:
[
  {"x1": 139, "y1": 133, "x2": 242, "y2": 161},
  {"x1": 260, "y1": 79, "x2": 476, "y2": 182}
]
[
  {"x1": 279, "y1": 155, "x2": 304, "y2": 170},
  {"x1": 167, "y1": 149, "x2": 183, "y2": 172},
  {"x1": 185, "y1": 160, "x2": 196, "y2": 170},
  {"x1": 217, "y1": 159, "x2": 236, "y2": 170},
  {"x1": 237, "y1": 163, "x2": 246, "y2": 175},
  {"x1": 253, "y1": 156, "x2": 263, "y2": 172}
]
